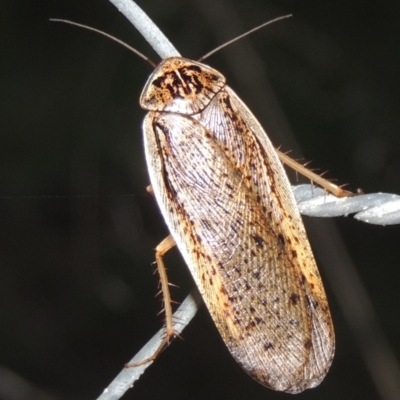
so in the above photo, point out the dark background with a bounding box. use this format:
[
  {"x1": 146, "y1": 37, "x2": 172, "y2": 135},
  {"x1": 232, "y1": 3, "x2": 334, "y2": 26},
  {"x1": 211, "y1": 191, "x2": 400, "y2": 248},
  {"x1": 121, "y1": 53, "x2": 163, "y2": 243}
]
[{"x1": 2, "y1": 0, "x2": 400, "y2": 399}]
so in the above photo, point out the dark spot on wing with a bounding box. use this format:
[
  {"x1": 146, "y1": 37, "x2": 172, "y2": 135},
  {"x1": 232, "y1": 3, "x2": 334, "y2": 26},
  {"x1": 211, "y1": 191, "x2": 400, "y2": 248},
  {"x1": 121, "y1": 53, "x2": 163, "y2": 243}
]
[{"x1": 289, "y1": 293, "x2": 300, "y2": 306}]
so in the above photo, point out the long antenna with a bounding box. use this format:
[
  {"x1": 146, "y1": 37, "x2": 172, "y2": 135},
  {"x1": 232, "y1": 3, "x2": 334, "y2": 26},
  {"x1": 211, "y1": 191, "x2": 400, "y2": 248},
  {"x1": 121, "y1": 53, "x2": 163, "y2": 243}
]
[
  {"x1": 199, "y1": 14, "x2": 292, "y2": 62},
  {"x1": 49, "y1": 19, "x2": 156, "y2": 68}
]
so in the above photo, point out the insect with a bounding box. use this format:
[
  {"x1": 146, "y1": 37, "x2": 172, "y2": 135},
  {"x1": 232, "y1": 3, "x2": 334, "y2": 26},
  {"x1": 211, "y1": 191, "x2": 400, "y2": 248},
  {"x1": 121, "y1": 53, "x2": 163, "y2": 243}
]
[
  {"x1": 141, "y1": 55, "x2": 335, "y2": 392},
  {"x1": 51, "y1": 17, "x2": 338, "y2": 394}
]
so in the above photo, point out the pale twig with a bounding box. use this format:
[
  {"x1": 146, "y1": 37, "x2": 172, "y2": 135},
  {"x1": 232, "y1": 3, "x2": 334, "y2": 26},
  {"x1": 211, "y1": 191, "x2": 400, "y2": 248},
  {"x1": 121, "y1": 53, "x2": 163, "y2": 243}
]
[
  {"x1": 108, "y1": 0, "x2": 180, "y2": 58},
  {"x1": 293, "y1": 185, "x2": 400, "y2": 225},
  {"x1": 96, "y1": 290, "x2": 202, "y2": 400}
]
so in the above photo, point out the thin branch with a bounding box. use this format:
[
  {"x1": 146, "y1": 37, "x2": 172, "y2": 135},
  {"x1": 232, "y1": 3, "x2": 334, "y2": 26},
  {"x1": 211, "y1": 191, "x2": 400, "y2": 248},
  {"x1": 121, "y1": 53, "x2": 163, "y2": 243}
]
[
  {"x1": 108, "y1": 0, "x2": 180, "y2": 58},
  {"x1": 97, "y1": 290, "x2": 202, "y2": 400},
  {"x1": 293, "y1": 185, "x2": 400, "y2": 225},
  {"x1": 95, "y1": 2, "x2": 199, "y2": 399}
]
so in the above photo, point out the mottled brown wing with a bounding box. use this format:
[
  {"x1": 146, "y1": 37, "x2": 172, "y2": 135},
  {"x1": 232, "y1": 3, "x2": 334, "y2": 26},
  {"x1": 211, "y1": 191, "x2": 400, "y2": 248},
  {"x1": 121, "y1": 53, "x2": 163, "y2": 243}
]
[{"x1": 143, "y1": 88, "x2": 334, "y2": 393}]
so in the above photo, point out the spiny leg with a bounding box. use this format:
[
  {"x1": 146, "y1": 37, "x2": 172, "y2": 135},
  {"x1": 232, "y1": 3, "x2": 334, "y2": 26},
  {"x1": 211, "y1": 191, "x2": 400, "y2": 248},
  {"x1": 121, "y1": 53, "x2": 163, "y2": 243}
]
[
  {"x1": 277, "y1": 149, "x2": 354, "y2": 197},
  {"x1": 146, "y1": 185, "x2": 177, "y2": 337},
  {"x1": 126, "y1": 234, "x2": 178, "y2": 368},
  {"x1": 155, "y1": 235, "x2": 178, "y2": 339}
]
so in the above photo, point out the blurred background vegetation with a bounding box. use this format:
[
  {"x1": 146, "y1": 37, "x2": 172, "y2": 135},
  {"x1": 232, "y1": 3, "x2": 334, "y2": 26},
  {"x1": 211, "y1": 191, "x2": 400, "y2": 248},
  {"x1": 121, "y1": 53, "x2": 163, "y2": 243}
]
[{"x1": 2, "y1": 0, "x2": 400, "y2": 399}]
